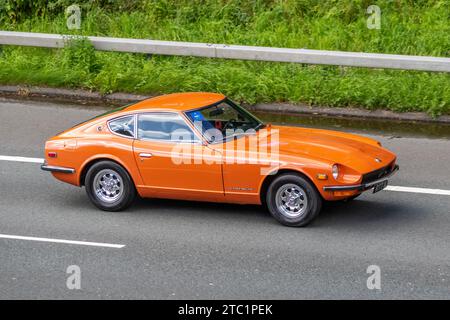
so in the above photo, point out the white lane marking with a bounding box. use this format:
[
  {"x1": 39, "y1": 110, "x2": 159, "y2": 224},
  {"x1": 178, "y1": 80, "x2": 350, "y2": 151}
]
[
  {"x1": 0, "y1": 234, "x2": 125, "y2": 249},
  {"x1": 0, "y1": 155, "x2": 449, "y2": 196},
  {"x1": 0, "y1": 155, "x2": 44, "y2": 164},
  {"x1": 385, "y1": 186, "x2": 450, "y2": 196}
]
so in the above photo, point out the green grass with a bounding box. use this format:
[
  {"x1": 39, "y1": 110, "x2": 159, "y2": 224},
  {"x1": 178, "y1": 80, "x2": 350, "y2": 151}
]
[{"x1": 0, "y1": 0, "x2": 449, "y2": 115}]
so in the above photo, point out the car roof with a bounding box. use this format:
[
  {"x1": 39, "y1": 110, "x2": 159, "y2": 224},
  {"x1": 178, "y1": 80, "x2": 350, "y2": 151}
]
[{"x1": 124, "y1": 92, "x2": 226, "y2": 112}]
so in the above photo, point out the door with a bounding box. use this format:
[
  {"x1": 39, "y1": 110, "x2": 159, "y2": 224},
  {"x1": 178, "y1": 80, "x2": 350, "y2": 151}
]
[{"x1": 133, "y1": 112, "x2": 224, "y2": 201}]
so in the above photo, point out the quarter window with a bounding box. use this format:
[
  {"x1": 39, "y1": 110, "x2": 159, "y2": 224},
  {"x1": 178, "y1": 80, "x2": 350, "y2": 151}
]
[
  {"x1": 108, "y1": 116, "x2": 135, "y2": 138},
  {"x1": 138, "y1": 113, "x2": 199, "y2": 142}
]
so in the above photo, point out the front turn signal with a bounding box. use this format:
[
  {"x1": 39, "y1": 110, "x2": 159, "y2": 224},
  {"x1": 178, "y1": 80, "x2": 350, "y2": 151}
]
[{"x1": 317, "y1": 173, "x2": 328, "y2": 180}]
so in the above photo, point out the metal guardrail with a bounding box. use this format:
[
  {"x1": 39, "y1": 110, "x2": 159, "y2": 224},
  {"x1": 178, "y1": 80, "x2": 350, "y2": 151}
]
[{"x1": 0, "y1": 31, "x2": 449, "y2": 72}]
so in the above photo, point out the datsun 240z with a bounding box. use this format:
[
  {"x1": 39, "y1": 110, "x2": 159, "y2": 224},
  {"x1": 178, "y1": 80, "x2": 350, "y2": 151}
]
[{"x1": 42, "y1": 92, "x2": 398, "y2": 226}]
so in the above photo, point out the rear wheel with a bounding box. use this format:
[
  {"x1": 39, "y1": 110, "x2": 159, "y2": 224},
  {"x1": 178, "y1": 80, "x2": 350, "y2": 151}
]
[
  {"x1": 266, "y1": 174, "x2": 322, "y2": 227},
  {"x1": 85, "y1": 161, "x2": 136, "y2": 211}
]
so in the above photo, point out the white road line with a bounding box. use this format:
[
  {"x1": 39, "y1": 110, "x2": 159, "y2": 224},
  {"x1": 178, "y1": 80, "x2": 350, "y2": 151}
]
[
  {"x1": 0, "y1": 234, "x2": 125, "y2": 249},
  {"x1": 0, "y1": 154, "x2": 449, "y2": 196},
  {"x1": 385, "y1": 186, "x2": 450, "y2": 196},
  {"x1": 0, "y1": 155, "x2": 44, "y2": 164}
]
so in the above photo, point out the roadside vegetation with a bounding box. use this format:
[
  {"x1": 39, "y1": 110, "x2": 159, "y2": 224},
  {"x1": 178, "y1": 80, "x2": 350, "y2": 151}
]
[{"x1": 0, "y1": 0, "x2": 449, "y2": 115}]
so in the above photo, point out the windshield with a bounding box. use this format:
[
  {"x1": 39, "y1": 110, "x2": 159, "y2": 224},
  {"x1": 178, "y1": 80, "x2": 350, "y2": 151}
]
[{"x1": 185, "y1": 99, "x2": 264, "y2": 143}]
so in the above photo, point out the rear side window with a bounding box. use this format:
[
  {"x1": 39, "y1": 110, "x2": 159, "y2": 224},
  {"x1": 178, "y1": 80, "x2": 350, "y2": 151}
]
[
  {"x1": 138, "y1": 113, "x2": 199, "y2": 142},
  {"x1": 108, "y1": 116, "x2": 135, "y2": 138}
]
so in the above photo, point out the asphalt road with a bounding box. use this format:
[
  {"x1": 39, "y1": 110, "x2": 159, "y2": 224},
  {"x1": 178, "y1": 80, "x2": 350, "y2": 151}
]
[{"x1": 0, "y1": 97, "x2": 449, "y2": 299}]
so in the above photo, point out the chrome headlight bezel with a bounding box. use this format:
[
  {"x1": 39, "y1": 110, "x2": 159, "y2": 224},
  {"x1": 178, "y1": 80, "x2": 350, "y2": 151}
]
[{"x1": 332, "y1": 164, "x2": 339, "y2": 180}]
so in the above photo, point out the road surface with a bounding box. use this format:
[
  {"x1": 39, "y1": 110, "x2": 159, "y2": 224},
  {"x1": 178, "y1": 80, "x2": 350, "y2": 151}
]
[{"x1": 0, "y1": 98, "x2": 449, "y2": 299}]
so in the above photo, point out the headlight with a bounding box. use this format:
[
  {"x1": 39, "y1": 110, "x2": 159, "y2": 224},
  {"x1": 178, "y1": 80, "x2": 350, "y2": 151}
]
[{"x1": 332, "y1": 164, "x2": 339, "y2": 180}]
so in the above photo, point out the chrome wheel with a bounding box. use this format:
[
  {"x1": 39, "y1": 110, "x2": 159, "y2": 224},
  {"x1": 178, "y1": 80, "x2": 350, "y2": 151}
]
[
  {"x1": 275, "y1": 183, "x2": 308, "y2": 218},
  {"x1": 93, "y1": 169, "x2": 123, "y2": 203}
]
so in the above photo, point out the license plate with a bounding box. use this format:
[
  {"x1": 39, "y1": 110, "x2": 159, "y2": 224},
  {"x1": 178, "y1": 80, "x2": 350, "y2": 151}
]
[{"x1": 372, "y1": 180, "x2": 388, "y2": 193}]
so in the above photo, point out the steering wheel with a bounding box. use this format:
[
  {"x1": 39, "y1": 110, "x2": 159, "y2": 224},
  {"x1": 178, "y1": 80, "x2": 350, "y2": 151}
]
[{"x1": 222, "y1": 118, "x2": 237, "y2": 132}]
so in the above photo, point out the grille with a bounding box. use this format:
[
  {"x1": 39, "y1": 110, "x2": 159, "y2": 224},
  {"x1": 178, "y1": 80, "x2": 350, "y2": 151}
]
[{"x1": 362, "y1": 162, "x2": 394, "y2": 184}]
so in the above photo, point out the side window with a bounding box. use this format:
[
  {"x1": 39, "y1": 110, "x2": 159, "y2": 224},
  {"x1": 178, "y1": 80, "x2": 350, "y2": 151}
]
[
  {"x1": 108, "y1": 116, "x2": 135, "y2": 138},
  {"x1": 138, "y1": 113, "x2": 199, "y2": 142}
]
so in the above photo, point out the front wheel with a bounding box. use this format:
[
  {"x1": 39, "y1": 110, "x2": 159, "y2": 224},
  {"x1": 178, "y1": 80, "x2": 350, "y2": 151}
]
[
  {"x1": 266, "y1": 174, "x2": 322, "y2": 227},
  {"x1": 85, "y1": 161, "x2": 136, "y2": 211}
]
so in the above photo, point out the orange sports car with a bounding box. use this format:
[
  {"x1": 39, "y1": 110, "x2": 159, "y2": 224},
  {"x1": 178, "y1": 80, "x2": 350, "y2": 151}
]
[{"x1": 42, "y1": 92, "x2": 398, "y2": 227}]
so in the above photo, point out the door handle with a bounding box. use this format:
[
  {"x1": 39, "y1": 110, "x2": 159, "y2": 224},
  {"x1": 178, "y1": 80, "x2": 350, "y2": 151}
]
[{"x1": 139, "y1": 152, "x2": 153, "y2": 158}]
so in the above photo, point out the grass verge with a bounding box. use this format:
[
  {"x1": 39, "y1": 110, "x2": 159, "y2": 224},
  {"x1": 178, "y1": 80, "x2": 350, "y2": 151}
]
[{"x1": 0, "y1": 0, "x2": 449, "y2": 115}]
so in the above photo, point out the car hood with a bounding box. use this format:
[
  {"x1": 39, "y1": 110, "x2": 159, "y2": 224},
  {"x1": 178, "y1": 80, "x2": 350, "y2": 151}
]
[{"x1": 259, "y1": 125, "x2": 396, "y2": 173}]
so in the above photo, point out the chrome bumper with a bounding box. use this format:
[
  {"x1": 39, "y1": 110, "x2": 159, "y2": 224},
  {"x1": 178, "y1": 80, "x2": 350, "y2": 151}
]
[
  {"x1": 323, "y1": 165, "x2": 399, "y2": 192},
  {"x1": 41, "y1": 163, "x2": 75, "y2": 174}
]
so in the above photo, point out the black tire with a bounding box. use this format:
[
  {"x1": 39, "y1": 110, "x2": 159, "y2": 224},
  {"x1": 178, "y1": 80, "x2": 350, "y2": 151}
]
[
  {"x1": 85, "y1": 160, "x2": 136, "y2": 211},
  {"x1": 266, "y1": 173, "x2": 322, "y2": 227}
]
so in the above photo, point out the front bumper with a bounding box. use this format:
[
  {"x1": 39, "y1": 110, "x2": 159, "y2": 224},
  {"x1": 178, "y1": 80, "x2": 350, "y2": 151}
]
[
  {"x1": 323, "y1": 164, "x2": 399, "y2": 192},
  {"x1": 41, "y1": 163, "x2": 75, "y2": 174}
]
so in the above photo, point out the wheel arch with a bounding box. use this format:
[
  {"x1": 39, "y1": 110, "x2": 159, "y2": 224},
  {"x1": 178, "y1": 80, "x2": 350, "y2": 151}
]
[
  {"x1": 259, "y1": 168, "x2": 320, "y2": 206},
  {"x1": 79, "y1": 156, "x2": 136, "y2": 187}
]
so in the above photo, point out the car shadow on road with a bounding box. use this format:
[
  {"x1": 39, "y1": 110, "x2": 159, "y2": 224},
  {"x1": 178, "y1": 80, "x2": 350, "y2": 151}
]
[
  {"x1": 316, "y1": 198, "x2": 418, "y2": 228},
  {"x1": 60, "y1": 188, "x2": 419, "y2": 229},
  {"x1": 126, "y1": 195, "x2": 417, "y2": 229},
  {"x1": 131, "y1": 196, "x2": 266, "y2": 217}
]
